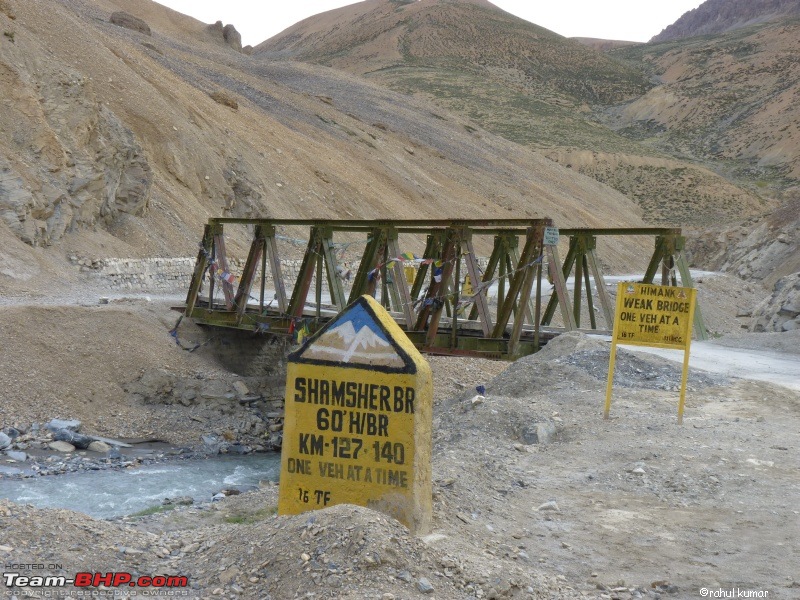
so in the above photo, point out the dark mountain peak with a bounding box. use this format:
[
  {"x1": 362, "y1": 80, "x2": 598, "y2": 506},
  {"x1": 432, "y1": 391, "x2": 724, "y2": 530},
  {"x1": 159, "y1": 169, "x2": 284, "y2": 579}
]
[{"x1": 650, "y1": 0, "x2": 800, "y2": 43}]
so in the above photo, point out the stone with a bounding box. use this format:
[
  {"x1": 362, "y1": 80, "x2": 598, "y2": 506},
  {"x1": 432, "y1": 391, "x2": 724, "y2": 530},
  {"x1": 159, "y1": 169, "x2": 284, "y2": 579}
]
[
  {"x1": 751, "y1": 273, "x2": 800, "y2": 332},
  {"x1": 521, "y1": 422, "x2": 557, "y2": 445},
  {"x1": 417, "y1": 577, "x2": 435, "y2": 594},
  {"x1": 226, "y1": 443, "x2": 251, "y2": 455},
  {"x1": 53, "y1": 429, "x2": 93, "y2": 450},
  {"x1": 218, "y1": 566, "x2": 240, "y2": 585},
  {"x1": 109, "y1": 11, "x2": 152, "y2": 36},
  {"x1": 396, "y1": 570, "x2": 413, "y2": 583},
  {"x1": 201, "y1": 435, "x2": 221, "y2": 454},
  {"x1": 232, "y1": 381, "x2": 250, "y2": 397},
  {"x1": 87, "y1": 441, "x2": 111, "y2": 453},
  {"x1": 163, "y1": 496, "x2": 194, "y2": 506},
  {"x1": 0, "y1": 432, "x2": 10, "y2": 450},
  {"x1": 536, "y1": 501, "x2": 560, "y2": 512},
  {"x1": 46, "y1": 419, "x2": 81, "y2": 432},
  {"x1": 471, "y1": 395, "x2": 485, "y2": 407},
  {"x1": 206, "y1": 21, "x2": 243, "y2": 52},
  {"x1": 5, "y1": 450, "x2": 27, "y2": 462},
  {"x1": 222, "y1": 24, "x2": 242, "y2": 51},
  {"x1": 3, "y1": 427, "x2": 22, "y2": 439},
  {"x1": 49, "y1": 441, "x2": 76, "y2": 453}
]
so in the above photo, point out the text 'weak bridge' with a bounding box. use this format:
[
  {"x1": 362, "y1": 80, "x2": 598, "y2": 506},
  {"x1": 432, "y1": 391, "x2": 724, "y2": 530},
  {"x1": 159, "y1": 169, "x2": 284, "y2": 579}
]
[{"x1": 181, "y1": 218, "x2": 707, "y2": 360}]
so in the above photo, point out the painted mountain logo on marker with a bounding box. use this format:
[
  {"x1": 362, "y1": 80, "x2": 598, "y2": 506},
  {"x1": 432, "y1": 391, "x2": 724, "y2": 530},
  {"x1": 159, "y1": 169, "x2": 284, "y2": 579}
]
[{"x1": 302, "y1": 320, "x2": 406, "y2": 368}]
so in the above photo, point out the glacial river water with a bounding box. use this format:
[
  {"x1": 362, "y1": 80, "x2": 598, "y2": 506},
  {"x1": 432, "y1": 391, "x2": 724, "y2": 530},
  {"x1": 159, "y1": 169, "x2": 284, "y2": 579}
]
[{"x1": 0, "y1": 454, "x2": 281, "y2": 519}]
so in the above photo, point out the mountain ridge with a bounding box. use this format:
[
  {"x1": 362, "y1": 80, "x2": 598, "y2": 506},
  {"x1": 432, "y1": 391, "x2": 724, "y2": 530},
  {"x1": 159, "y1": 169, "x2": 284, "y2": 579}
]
[
  {"x1": 651, "y1": 0, "x2": 800, "y2": 43},
  {"x1": 255, "y1": 0, "x2": 775, "y2": 226},
  {"x1": 0, "y1": 0, "x2": 656, "y2": 297}
]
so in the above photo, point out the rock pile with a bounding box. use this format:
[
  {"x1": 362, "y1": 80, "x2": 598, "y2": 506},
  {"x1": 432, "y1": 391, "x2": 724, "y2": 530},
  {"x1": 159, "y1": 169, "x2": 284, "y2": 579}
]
[
  {"x1": 125, "y1": 368, "x2": 286, "y2": 451},
  {"x1": 0, "y1": 419, "x2": 189, "y2": 478},
  {"x1": 751, "y1": 272, "x2": 800, "y2": 332}
]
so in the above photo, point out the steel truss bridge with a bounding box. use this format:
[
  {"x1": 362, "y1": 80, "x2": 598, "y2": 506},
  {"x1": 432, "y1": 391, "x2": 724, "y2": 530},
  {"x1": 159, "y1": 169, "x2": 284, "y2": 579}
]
[{"x1": 181, "y1": 218, "x2": 707, "y2": 360}]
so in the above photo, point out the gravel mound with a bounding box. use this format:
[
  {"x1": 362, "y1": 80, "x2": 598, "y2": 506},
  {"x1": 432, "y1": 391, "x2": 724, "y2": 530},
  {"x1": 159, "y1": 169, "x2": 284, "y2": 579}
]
[
  {"x1": 486, "y1": 332, "x2": 726, "y2": 396},
  {"x1": 562, "y1": 348, "x2": 726, "y2": 390}
]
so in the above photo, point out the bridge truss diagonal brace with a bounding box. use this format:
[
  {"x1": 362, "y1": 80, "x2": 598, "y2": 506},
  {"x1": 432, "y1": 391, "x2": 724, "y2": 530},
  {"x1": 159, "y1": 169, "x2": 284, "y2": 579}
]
[
  {"x1": 213, "y1": 228, "x2": 235, "y2": 310},
  {"x1": 545, "y1": 242, "x2": 577, "y2": 331},
  {"x1": 492, "y1": 226, "x2": 545, "y2": 343},
  {"x1": 288, "y1": 227, "x2": 347, "y2": 319},
  {"x1": 234, "y1": 225, "x2": 267, "y2": 325},
  {"x1": 644, "y1": 234, "x2": 708, "y2": 341},
  {"x1": 184, "y1": 224, "x2": 213, "y2": 317},
  {"x1": 386, "y1": 232, "x2": 416, "y2": 327},
  {"x1": 463, "y1": 234, "x2": 493, "y2": 336},
  {"x1": 420, "y1": 227, "x2": 461, "y2": 347}
]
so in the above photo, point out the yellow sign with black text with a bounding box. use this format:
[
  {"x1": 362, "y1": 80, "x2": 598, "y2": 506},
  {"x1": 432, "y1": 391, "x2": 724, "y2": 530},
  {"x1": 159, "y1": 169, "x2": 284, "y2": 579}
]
[
  {"x1": 605, "y1": 283, "x2": 697, "y2": 423},
  {"x1": 278, "y1": 295, "x2": 433, "y2": 532},
  {"x1": 611, "y1": 282, "x2": 696, "y2": 350}
]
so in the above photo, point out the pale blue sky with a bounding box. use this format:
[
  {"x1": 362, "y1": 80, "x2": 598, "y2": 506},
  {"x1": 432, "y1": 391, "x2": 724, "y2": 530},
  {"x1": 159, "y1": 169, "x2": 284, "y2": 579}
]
[{"x1": 154, "y1": 0, "x2": 704, "y2": 47}]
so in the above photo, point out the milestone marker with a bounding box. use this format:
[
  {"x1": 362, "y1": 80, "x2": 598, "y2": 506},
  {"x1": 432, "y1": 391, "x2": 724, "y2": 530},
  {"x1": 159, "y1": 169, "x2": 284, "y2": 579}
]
[{"x1": 277, "y1": 295, "x2": 433, "y2": 533}]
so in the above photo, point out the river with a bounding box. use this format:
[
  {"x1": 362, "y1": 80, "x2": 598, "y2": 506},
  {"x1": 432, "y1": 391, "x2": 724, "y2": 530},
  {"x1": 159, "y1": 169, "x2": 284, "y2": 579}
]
[{"x1": 0, "y1": 454, "x2": 281, "y2": 519}]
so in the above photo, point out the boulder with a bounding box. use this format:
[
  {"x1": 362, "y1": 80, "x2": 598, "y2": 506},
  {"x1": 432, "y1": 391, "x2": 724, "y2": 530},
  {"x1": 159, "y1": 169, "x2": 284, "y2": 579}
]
[
  {"x1": 46, "y1": 419, "x2": 81, "y2": 432},
  {"x1": 751, "y1": 273, "x2": 800, "y2": 332},
  {"x1": 0, "y1": 432, "x2": 10, "y2": 450},
  {"x1": 521, "y1": 422, "x2": 558, "y2": 445},
  {"x1": 49, "y1": 441, "x2": 76, "y2": 453},
  {"x1": 87, "y1": 440, "x2": 111, "y2": 453},
  {"x1": 3, "y1": 427, "x2": 22, "y2": 439},
  {"x1": 206, "y1": 21, "x2": 243, "y2": 52},
  {"x1": 162, "y1": 496, "x2": 193, "y2": 506},
  {"x1": 5, "y1": 450, "x2": 27, "y2": 462},
  {"x1": 110, "y1": 12, "x2": 152, "y2": 36},
  {"x1": 52, "y1": 429, "x2": 93, "y2": 450},
  {"x1": 223, "y1": 24, "x2": 242, "y2": 51}
]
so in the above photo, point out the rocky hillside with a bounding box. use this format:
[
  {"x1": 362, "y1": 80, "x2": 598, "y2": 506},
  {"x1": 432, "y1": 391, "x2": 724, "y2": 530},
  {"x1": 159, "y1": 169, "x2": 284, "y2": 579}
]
[
  {"x1": 609, "y1": 17, "x2": 800, "y2": 190},
  {"x1": 651, "y1": 0, "x2": 800, "y2": 43},
  {"x1": 0, "y1": 0, "x2": 657, "y2": 298},
  {"x1": 257, "y1": 0, "x2": 650, "y2": 105},
  {"x1": 255, "y1": 0, "x2": 767, "y2": 226}
]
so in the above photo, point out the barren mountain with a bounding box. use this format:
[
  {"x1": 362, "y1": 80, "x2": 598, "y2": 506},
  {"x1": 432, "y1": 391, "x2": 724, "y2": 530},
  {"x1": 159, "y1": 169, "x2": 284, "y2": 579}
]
[
  {"x1": 609, "y1": 17, "x2": 800, "y2": 189},
  {"x1": 255, "y1": 0, "x2": 767, "y2": 226},
  {"x1": 0, "y1": 0, "x2": 658, "y2": 299},
  {"x1": 651, "y1": 0, "x2": 800, "y2": 43}
]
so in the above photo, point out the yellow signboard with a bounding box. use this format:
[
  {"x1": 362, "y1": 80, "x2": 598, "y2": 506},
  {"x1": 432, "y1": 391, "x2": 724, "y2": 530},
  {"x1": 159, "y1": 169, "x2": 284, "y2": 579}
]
[
  {"x1": 278, "y1": 295, "x2": 433, "y2": 533},
  {"x1": 612, "y1": 282, "x2": 696, "y2": 349},
  {"x1": 605, "y1": 283, "x2": 697, "y2": 423}
]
